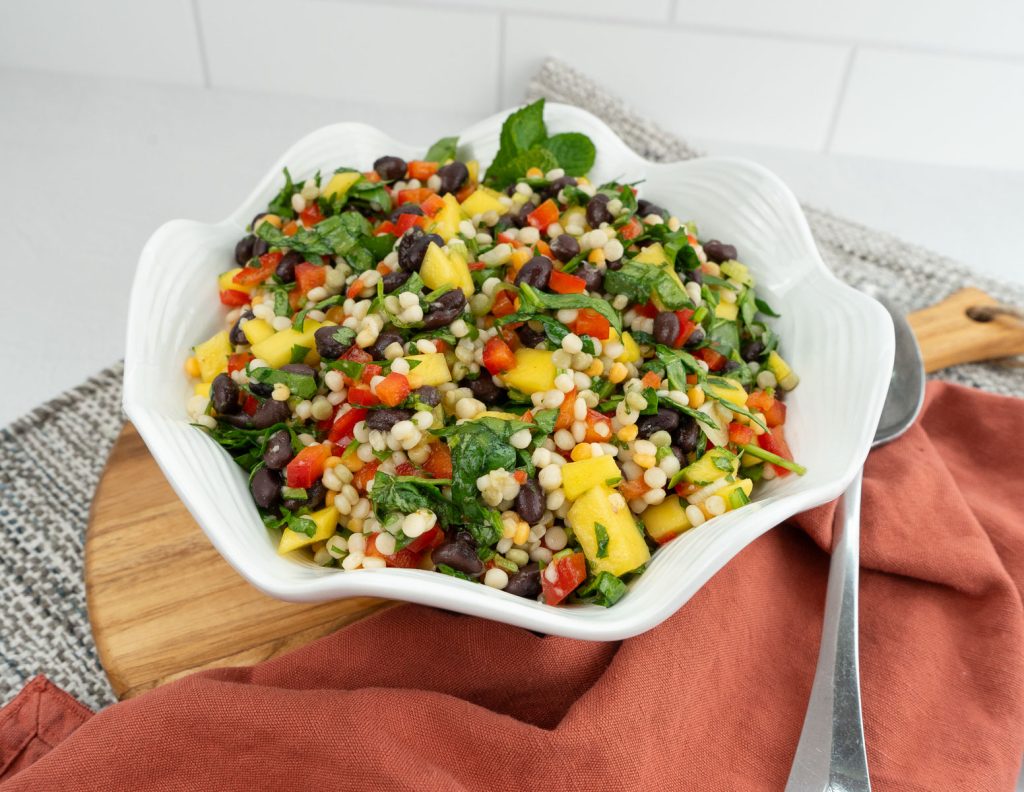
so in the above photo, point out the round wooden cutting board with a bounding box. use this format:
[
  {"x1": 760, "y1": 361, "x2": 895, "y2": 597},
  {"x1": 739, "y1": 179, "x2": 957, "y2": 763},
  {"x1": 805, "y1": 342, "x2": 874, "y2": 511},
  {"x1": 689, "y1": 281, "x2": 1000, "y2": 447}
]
[
  {"x1": 85, "y1": 424, "x2": 391, "y2": 699},
  {"x1": 86, "y1": 289, "x2": 1023, "y2": 699}
]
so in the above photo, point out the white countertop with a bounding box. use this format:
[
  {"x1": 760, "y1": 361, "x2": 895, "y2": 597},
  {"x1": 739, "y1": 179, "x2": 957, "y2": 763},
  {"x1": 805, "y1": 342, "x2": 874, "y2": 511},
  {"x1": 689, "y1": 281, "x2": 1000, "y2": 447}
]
[{"x1": 1, "y1": 67, "x2": 1022, "y2": 427}]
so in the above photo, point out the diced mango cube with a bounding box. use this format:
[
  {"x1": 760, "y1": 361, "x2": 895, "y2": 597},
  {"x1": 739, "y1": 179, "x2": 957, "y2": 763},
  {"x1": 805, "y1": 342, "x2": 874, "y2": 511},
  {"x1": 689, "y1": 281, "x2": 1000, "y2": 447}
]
[
  {"x1": 716, "y1": 479, "x2": 754, "y2": 511},
  {"x1": 642, "y1": 496, "x2": 692, "y2": 544},
  {"x1": 407, "y1": 353, "x2": 452, "y2": 388},
  {"x1": 420, "y1": 242, "x2": 475, "y2": 296},
  {"x1": 567, "y1": 484, "x2": 650, "y2": 577},
  {"x1": 194, "y1": 381, "x2": 212, "y2": 398},
  {"x1": 561, "y1": 455, "x2": 622, "y2": 501},
  {"x1": 194, "y1": 330, "x2": 233, "y2": 382},
  {"x1": 241, "y1": 318, "x2": 275, "y2": 346},
  {"x1": 428, "y1": 194, "x2": 465, "y2": 242},
  {"x1": 704, "y1": 376, "x2": 747, "y2": 408},
  {"x1": 321, "y1": 171, "x2": 362, "y2": 200},
  {"x1": 633, "y1": 243, "x2": 687, "y2": 311},
  {"x1": 250, "y1": 319, "x2": 323, "y2": 369},
  {"x1": 502, "y1": 349, "x2": 556, "y2": 394},
  {"x1": 460, "y1": 187, "x2": 507, "y2": 218},
  {"x1": 278, "y1": 506, "x2": 339, "y2": 554},
  {"x1": 714, "y1": 301, "x2": 739, "y2": 321}
]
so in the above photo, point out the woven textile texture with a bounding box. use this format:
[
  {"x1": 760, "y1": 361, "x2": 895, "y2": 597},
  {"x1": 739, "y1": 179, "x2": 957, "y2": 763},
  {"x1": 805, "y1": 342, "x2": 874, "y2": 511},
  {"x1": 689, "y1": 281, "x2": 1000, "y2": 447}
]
[{"x1": 0, "y1": 59, "x2": 1020, "y2": 712}]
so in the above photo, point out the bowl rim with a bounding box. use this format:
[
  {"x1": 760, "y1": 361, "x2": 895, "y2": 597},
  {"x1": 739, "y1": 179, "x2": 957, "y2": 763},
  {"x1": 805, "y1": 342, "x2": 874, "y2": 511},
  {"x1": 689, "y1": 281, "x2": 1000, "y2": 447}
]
[{"x1": 123, "y1": 102, "x2": 895, "y2": 640}]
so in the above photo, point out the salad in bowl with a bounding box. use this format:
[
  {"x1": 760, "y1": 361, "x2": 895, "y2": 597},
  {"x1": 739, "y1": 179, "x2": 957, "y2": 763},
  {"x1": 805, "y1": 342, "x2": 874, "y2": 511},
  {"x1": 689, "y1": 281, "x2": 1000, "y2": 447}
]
[{"x1": 183, "y1": 100, "x2": 803, "y2": 609}]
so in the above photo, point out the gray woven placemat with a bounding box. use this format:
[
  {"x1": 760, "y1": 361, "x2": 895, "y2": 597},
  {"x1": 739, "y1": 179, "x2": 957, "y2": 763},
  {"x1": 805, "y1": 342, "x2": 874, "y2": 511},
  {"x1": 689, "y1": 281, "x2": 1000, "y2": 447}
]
[{"x1": 1, "y1": 59, "x2": 1020, "y2": 713}]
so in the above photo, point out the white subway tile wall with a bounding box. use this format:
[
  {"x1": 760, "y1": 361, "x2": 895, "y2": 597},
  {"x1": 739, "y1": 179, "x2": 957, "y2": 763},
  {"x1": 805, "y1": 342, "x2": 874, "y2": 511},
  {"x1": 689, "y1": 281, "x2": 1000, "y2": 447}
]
[{"x1": 0, "y1": 0, "x2": 1022, "y2": 170}]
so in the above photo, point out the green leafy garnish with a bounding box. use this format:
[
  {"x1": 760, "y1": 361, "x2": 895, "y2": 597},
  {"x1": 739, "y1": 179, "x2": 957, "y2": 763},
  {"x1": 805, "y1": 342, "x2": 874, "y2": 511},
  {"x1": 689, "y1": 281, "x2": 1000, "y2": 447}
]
[
  {"x1": 576, "y1": 571, "x2": 628, "y2": 607},
  {"x1": 739, "y1": 444, "x2": 807, "y2": 476},
  {"x1": 518, "y1": 283, "x2": 621, "y2": 334},
  {"x1": 248, "y1": 366, "x2": 317, "y2": 400},
  {"x1": 595, "y1": 523, "x2": 610, "y2": 559},
  {"x1": 425, "y1": 136, "x2": 459, "y2": 163}
]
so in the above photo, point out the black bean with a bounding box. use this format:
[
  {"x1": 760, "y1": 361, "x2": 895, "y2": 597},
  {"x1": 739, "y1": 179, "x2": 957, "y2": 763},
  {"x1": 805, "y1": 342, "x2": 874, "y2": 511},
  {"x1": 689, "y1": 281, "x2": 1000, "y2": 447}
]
[
  {"x1": 283, "y1": 480, "x2": 326, "y2": 513},
  {"x1": 503, "y1": 563, "x2": 542, "y2": 599},
  {"x1": 653, "y1": 311, "x2": 681, "y2": 345},
  {"x1": 436, "y1": 161, "x2": 469, "y2": 195},
  {"x1": 280, "y1": 363, "x2": 315, "y2": 378},
  {"x1": 586, "y1": 194, "x2": 613, "y2": 227},
  {"x1": 514, "y1": 479, "x2": 545, "y2": 525},
  {"x1": 422, "y1": 288, "x2": 467, "y2": 329},
  {"x1": 251, "y1": 399, "x2": 291, "y2": 429},
  {"x1": 721, "y1": 360, "x2": 741, "y2": 374},
  {"x1": 249, "y1": 381, "x2": 274, "y2": 398},
  {"x1": 687, "y1": 268, "x2": 703, "y2": 285},
  {"x1": 251, "y1": 467, "x2": 282, "y2": 510},
  {"x1": 217, "y1": 412, "x2": 252, "y2": 429},
  {"x1": 684, "y1": 327, "x2": 705, "y2": 348},
  {"x1": 397, "y1": 228, "x2": 442, "y2": 272},
  {"x1": 576, "y1": 264, "x2": 603, "y2": 292},
  {"x1": 637, "y1": 408, "x2": 680, "y2": 439},
  {"x1": 432, "y1": 540, "x2": 484, "y2": 577},
  {"x1": 229, "y1": 309, "x2": 254, "y2": 346},
  {"x1": 368, "y1": 330, "x2": 404, "y2": 360},
  {"x1": 275, "y1": 250, "x2": 302, "y2": 283},
  {"x1": 637, "y1": 199, "x2": 668, "y2": 220},
  {"x1": 251, "y1": 212, "x2": 267, "y2": 229},
  {"x1": 390, "y1": 203, "x2": 424, "y2": 222},
  {"x1": 314, "y1": 325, "x2": 351, "y2": 360},
  {"x1": 210, "y1": 373, "x2": 240, "y2": 415},
  {"x1": 740, "y1": 340, "x2": 765, "y2": 362},
  {"x1": 544, "y1": 175, "x2": 578, "y2": 199},
  {"x1": 511, "y1": 202, "x2": 536, "y2": 229},
  {"x1": 252, "y1": 238, "x2": 270, "y2": 258},
  {"x1": 366, "y1": 408, "x2": 413, "y2": 432},
  {"x1": 670, "y1": 445, "x2": 688, "y2": 468},
  {"x1": 413, "y1": 385, "x2": 441, "y2": 407},
  {"x1": 549, "y1": 234, "x2": 580, "y2": 263},
  {"x1": 234, "y1": 235, "x2": 256, "y2": 266},
  {"x1": 702, "y1": 239, "x2": 737, "y2": 263},
  {"x1": 515, "y1": 323, "x2": 546, "y2": 348},
  {"x1": 605, "y1": 258, "x2": 623, "y2": 271},
  {"x1": 263, "y1": 429, "x2": 293, "y2": 470},
  {"x1": 373, "y1": 156, "x2": 407, "y2": 181},
  {"x1": 674, "y1": 417, "x2": 700, "y2": 453},
  {"x1": 469, "y1": 376, "x2": 503, "y2": 405},
  {"x1": 382, "y1": 269, "x2": 412, "y2": 293},
  {"x1": 514, "y1": 256, "x2": 552, "y2": 290}
]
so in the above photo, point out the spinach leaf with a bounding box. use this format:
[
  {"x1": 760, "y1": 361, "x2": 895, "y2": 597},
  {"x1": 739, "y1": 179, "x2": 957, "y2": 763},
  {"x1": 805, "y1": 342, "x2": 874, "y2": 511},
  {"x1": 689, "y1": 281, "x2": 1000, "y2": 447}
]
[
  {"x1": 494, "y1": 310, "x2": 574, "y2": 350},
  {"x1": 539, "y1": 132, "x2": 595, "y2": 176},
  {"x1": 708, "y1": 318, "x2": 740, "y2": 357},
  {"x1": 347, "y1": 179, "x2": 392, "y2": 213},
  {"x1": 362, "y1": 233, "x2": 397, "y2": 262},
  {"x1": 595, "y1": 522, "x2": 610, "y2": 558},
  {"x1": 371, "y1": 472, "x2": 456, "y2": 525},
  {"x1": 249, "y1": 366, "x2": 317, "y2": 400},
  {"x1": 425, "y1": 136, "x2": 459, "y2": 163},
  {"x1": 289, "y1": 344, "x2": 310, "y2": 364},
  {"x1": 256, "y1": 212, "x2": 368, "y2": 258},
  {"x1": 518, "y1": 284, "x2": 621, "y2": 333},
  {"x1": 436, "y1": 564, "x2": 472, "y2": 581},
  {"x1": 755, "y1": 296, "x2": 780, "y2": 318},
  {"x1": 576, "y1": 571, "x2": 628, "y2": 607},
  {"x1": 266, "y1": 167, "x2": 298, "y2": 220}
]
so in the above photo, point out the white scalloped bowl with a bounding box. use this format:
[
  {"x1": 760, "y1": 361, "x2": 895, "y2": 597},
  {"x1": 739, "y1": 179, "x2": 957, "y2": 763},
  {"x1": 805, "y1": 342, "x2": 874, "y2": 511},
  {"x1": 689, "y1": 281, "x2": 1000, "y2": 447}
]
[{"x1": 124, "y1": 103, "x2": 894, "y2": 640}]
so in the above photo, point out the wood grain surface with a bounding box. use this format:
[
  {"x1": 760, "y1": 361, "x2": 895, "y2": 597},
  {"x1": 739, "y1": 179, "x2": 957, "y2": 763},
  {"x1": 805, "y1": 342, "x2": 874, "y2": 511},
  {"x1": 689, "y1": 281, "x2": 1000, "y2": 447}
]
[{"x1": 86, "y1": 288, "x2": 1021, "y2": 699}]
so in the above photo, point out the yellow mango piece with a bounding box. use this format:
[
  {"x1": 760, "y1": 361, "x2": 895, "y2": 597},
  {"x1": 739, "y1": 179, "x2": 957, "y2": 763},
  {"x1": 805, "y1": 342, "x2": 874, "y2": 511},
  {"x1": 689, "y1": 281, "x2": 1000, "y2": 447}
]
[
  {"x1": 218, "y1": 268, "x2": 254, "y2": 295},
  {"x1": 194, "y1": 330, "x2": 232, "y2": 383},
  {"x1": 466, "y1": 160, "x2": 479, "y2": 184},
  {"x1": 428, "y1": 194, "x2": 465, "y2": 242},
  {"x1": 420, "y1": 242, "x2": 475, "y2": 297},
  {"x1": 642, "y1": 496, "x2": 692, "y2": 544},
  {"x1": 241, "y1": 318, "x2": 275, "y2": 346},
  {"x1": 720, "y1": 260, "x2": 753, "y2": 286},
  {"x1": 460, "y1": 187, "x2": 507, "y2": 218},
  {"x1": 633, "y1": 243, "x2": 687, "y2": 311},
  {"x1": 561, "y1": 455, "x2": 622, "y2": 501},
  {"x1": 250, "y1": 318, "x2": 323, "y2": 369},
  {"x1": 766, "y1": 350, "x2": 800, "y2": 391},
  {"x1": 193, "y1": 381, "x2": 211, "y2": 398},
  {"x1": 618, "y1": 332, "x2": 641, "y2": 363},
  {"x1": 568, "y1": 484, "x2": 651, "y2": 577},
  {"x1": 407, "y1": 353, "x2": 452, "y2": 388},
  {"x1": 714, "y1": 301, "x2": 739, "y2": 321},
  {"x1": 321, "y1": 171, "x2": 362, "y2": 200},
  {"x1": 716, "y1": 479, "x2": 754, "y2": 511},
  {"x1": 278, "y1": 506, "x2": 339, "y2": 554},
  {"x1": 502, "y1": 348, "x2": 556, "y2": 395},
  {"x1": 476, "y1": 410, "x2": 521, "y2": 421},
  {"x1": 704, "y1": 376, "x2": 748, "y2": 408}
]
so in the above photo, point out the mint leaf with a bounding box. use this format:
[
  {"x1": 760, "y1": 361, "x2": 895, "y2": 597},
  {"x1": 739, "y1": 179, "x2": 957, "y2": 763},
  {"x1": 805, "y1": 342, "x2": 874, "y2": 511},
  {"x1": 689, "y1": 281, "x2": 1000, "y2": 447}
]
[
  {"x1": 249, "y1": 366, "x2": 317, "y2": 400},
  {"x1": 595, "y1": 522, "x2": 610, "y2": 558},
  {"x1": 540, "y1": 132, "x2": 596, "y2": 176},
  {"x1": 500, "y1": 99, "x2": 547, "y2": 157},
  {"x1": 425, "y1": 136, "x2": 459, "y2": 163}
]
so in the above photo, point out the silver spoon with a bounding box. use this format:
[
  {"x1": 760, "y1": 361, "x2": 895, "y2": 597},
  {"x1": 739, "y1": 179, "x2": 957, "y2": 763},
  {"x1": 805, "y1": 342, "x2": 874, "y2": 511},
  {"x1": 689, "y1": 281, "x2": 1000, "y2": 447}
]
[{"x1": 786, "y1": 295, "x2": 924, "y2": 792}]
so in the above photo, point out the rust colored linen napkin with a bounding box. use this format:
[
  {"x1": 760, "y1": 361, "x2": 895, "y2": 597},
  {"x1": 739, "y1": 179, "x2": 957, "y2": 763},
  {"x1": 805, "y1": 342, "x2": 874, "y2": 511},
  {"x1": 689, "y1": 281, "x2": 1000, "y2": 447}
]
[{"x1": 2, "y1": 381, "x2": 1022, "y2": 791}]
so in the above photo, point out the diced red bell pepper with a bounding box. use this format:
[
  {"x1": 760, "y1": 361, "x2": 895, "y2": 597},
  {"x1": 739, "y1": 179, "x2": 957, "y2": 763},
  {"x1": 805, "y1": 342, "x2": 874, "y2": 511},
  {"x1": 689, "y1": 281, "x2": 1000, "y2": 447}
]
[
  {"x1": 497, "y1": 231, "x2": 521, "y2": 246},
  {"x1": 482, "y1": 337, "x2": 516, "y2": 375},
  {"x1": 227, "y1": 352, "x2": 253, "y2": 374},
  {"x1": 233, "y1": 251, "x2": 282, "y2": 286},
  {"x1": 395, "y1": 213, "x2": 429, "y2": 234},
  {"x1": 513, "y1": 470, "x2": 527, "y2": 484},
  {"x1": 295, "y1": 262, "x2": 326, "y2": 295},
  {"x1": 407, "y1": 161, "x2": 438, "y2": 181},
  {"x1": 620, "y1": 478, "x2": 651, "y2": 501},
  {"x1": 635, "y1": 301, "x2": 659, "y2": 319},
  {"x1": 640, "y1": 371, "x2": 661, "y2": 389},
  {"x1": 674, "y1": 481, "x2": 699, "y2": 499},
  {"x1": 583, "y1": 409, "x2": 613, "y2": 443},
  {"x1": 299, "y1": 203, "x2": 324, "y2": 227},
  {"x1": 384, "y1": 546, "x2": 422, "y2": 569},
  {"x1": 548, "y1": 270, "x2": 587, "y2": 294},
  {"x1": 420, "y1": 193, "x2": 445, "y2": 217},
  {"x1": 376, "y1": 372, "x2": 411, "y2": 407},
  {"x1": 535, "y1": 240, "x2": 552, "y2": 258},
  {"x1": 242, "y1": 395, "x2": 259, "y2": 416},
  {"x1": 541, "y1": 552, "x2": 587, "y2": 606},
  {"x1": 327, "y1": 407, "x2": 367, "y2": 445},
  {"x1": 747, "y1": 390, "x2": 786, "y2": 427},
  {"x1": 758, "y1": 426, "x2": 795, "y2": 477},
  {"x1": 353, "y1": 460, "x2": 380, "y2": 493},
  {"x1": 396, "y1": 187, "x2": 434, "y2": 206},
  {"x1": 348, "y1": 386, "x2": 380, "y2": 407},
  {"x1": 671, "y1": 310, "x2": 696, "y2": 348},
  {"x1": 408, "y1": 524, "x2": 444, "y2": 554},
  {"x1": 527, "y1": 199, "x2": 559, "y2": 231},
  {"x1": 363, "y1": 170, "x2": 382, "y2": 183},
  {"x1": 491, "y1": 289, "x2": 518, "y2": 318},
  {"x1": 695, "y1": 347, "x2": 727, "y2": 371},
  {"x1": 619, "y1": 217, "x2": 643, "y2": 240},
  {"x1": 219, "y1": 289, "x2": 250, "y2": 306},
  {"x1": 374, "y1": 220, "x2": 398, "y2": 236},
  {"x1": 286, "y1": 444, "x2": 332, "y2": 488},
  {"x1": 421, "y1": 442, "x2": 453, "y2": 480},
  {"x1": 360, "y1": 363, "x2": 383, "y2": 384},
  {"x1": 555, "y1": 388, "x2": 577, "y2": 430},
  {"x1": 573, "y1": 308, "x2": 611, "y2": 340},
  {"x1": 728, "y1": 422, "x2": 754, "y2": 446},
  {"x1": 282, "y1": 220, "x2": 300, "y2": 237}
]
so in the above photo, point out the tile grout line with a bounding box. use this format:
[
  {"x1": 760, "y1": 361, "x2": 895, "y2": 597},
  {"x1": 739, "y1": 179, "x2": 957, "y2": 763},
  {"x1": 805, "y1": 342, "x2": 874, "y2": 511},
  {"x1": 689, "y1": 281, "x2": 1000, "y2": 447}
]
[
  {"x1": 190, "y1": 0, "x2": 212, "y2": 89},
  {"x1": 823, "y1": 45, "x2": 857, "y2": 153},
  {"x1": 497, "y1": 12, "x2": 507, "y2": 109}
]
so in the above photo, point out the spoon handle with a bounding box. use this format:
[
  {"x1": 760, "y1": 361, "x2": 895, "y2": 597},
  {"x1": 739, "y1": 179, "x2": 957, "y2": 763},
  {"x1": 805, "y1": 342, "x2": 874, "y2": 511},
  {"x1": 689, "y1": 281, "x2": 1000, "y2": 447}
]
[{"x1": 786, "y1": 470, "x2": 871, "y2": 792}]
